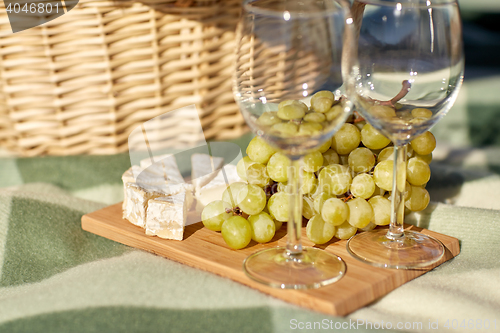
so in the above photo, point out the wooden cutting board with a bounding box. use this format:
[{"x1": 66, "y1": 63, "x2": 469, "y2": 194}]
[{"x1": 81, "y1": 202, "x2": 460, "y2": 316}]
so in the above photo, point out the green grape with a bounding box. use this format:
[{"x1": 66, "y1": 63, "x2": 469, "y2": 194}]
[
  {"x1": 279, "y1": 171, "x2": 317, "y2": 195},
  {"x1": 267, "y1": 152, "x2": 291, "y2": 183},
  {"x1": 274, "y1": 219, "x2": 283, "y2": 231},
  {"x1": 410, "y1": 117, "x2": 428, "y2": 125},
  {"x1": 277, "y1": 182, "x2": 287, "y2": 192},
  {"x1": 361, "y1": 123, "x2": 391, "y2": 150},
  {"x1": 373, "y1": 159, "x2": 394, "y2": 192},
  {"x1": 404, "y1": 181, "x2": 412, "y2": 200},
  {"x1": 313, "y1": 191, "x2": 332, "y2": 214},
  {"x1": 406, "y1": 144, "x2": 414, "y2": 159},
  {"x1": 318, "y1": 164, "x2": 352, "y2": 196},
  {"x1": 257, "y1": 111, "x2": 281, "y2": 126},
  {"x1": 414, "y1": 152, "x2": 432, "y2": 164},
  {"x1": 267, "y1": 191, "x2": 289, "y2": 222},
  {"x1": 406, "y1": 157, "x2": 431, "y2": 186},
  {"x1": 368, "y1": 195, "x2": 391, "y2": 226},
  {"x1": 371, "y1": 184, "x2": 385, "y2": 198},
  {"x1": 236, "y1": 184, "x2": 266, "y2": 215},
  {"x1": 303, "y1": 195, "x2": 315, "y2": 219},
  {"x1": 377, "y1": 147, "x2": 394, "y2": 163},
  {"x1": 354, "y1": 119, "x2": 366, "y2": 131},
  {"x1": 304, "y1": 112, "x2": 326, "y2": 123},
  {"x1": 303, "y1": 151, "x2": 323, "y2": 173},
  {"x1": 271, "y1": 122, "x2": 298, "y2": 136},
  {"x1": 410, "y1": 131, "x2": 436, "y2": 156},
  {"x1": 222, "y1": 182, "x2": 247, "y2": 207},
  {"x1": 405, "y1": 185, "x2": 430, "y2": 211},
  {"x1": 311, "y1": 91, "x2": 334, "y2": 113},
  {"x1": 312, "y1": 90, "x2": 335, "y2": 100},
  {"x1": 301, "y1": 170, "x2": 318, "y2": 194},
  {"x1": 322, "y1": 149, "x2": 340, "y2": 166},
  {"x1": 201, "y1": 200, "x2": 233, "y2": 231},
  {"x1": 236, "y1": 156, "x2": 255, "y2": 181},
  {"x1": 335, "y1": 221, "x2": 358, "y2": 240},
  {"x1": 277, "y1": 100, "x2": 307, "y2": 120},
  {"x1": 411, "y1": 108, "x2": 433, "y2": 119},
  {"x1": 350, "y1": 173, "x2": 376, "y2": 199},
  {"x1": 360, "y1": 221, "x2": 376, "y2": 232},
  {"x1": 326, "y1": 104, "x2": 343, "y2": 121},
  {"x1": 346, "y1": 197, "x2": 373, "y2": 228},
  {"x1": 306, "y1": 215, "x2": 336, "y2": 244},
  {"x1": 331, "y1": 123, "x2": 361, "y2": 155},
  {"x1": 298, "y1": 122, "x2": 323, "y2": 135},
  {"x1": 321, "y1": 198, "x2": 349, "y2": 226},
  {"x1": 246, "y1": 136, "x2": 276, "y2": 164},
  {"x1": 317, "y1": 140, "x2": 331, "y2": 153},
  {"x1": 348, "y1": 147, "x2": 375, "y2": 173},
  {"x1": 248, "y1": 212, "x2": 276, "y2": 243},
  {"x1": 369, "y1": 105, "x2": 397, "y2": 118},
  {"x1": 221, "y1": 216, "x2": 252, "y2": 250},
  {"x1": 339, "y1": 154, "x2": 349, "y2": 166},
  {"x1": 246, "y1": 163, "x2": 270, "y2": 187}
]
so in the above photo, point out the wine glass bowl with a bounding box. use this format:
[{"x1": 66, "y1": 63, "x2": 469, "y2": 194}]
[
  {"x1": 351, "y1": 0, "x2": 463, "y2": 142},
  {"x1": 346, "y1": 0, "x2": 464, "y2": 268},
  {"x1": 234, "y1": 0, "x2": 353, "y2": 156},
  {"x1": 233, "y1": 0, "x2": 354, "y2": 288}
]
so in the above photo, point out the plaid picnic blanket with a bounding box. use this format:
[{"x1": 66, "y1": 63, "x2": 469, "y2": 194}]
[{"x1": 0, "y1": 75, "x2": 499, "y2": 332}]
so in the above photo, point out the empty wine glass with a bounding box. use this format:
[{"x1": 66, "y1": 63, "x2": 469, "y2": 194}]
[
  {"x1": 346, "y1": 0, "x2": 464, "y2": 268},
  {"x1": 233, "y1": 0, "x2": 355, "y2": 288}
]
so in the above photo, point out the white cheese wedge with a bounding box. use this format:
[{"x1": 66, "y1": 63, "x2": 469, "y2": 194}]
[
  {"x1": 137, "y1": 154, "x2": 193, "y2": 195},
  {"x1": 122, "y1": 165, "x2": 142, "y2": 184},
  {"x1": 122, "y1": 183, "x2": 165, "y2": 228},
  {"x1": 122, "y1": 165, "x2": 143, "y2": 211},
  {"x1": 140, "y1": 154, "x2": 185, "y2": 183},
  {"x1": 196, "y1": 164, "x2": 241, "y2": 208},
  {"x1": 145, "y1": 192, "x2": 192, "y2": 240},
  {"x1": 191, "y1": 153, "x2": 224, "y2": 194}
]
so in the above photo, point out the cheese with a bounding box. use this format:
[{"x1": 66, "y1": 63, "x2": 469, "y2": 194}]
[
  {"x1": 191, "y1": 153, "x2": 224, "y2": 194},
  {"x1": 122, "y1": 183, "x2": 165, "y2": 228},
  {"x1": 140, "y1": 154, "x2": 185, "y2": 184},
  {"x1": 196, "y1": 164, "x2": 241, "y2": 208},
  {"x1": 137, "y1": 154, "x2": 193, "y2": 195},
  {"x1": 122, "y1": 153, "x2": 239, "y2": 238},
  {"x1": 145, "y1": 192, "x2": 191, "y2": 240},
  {"x1": 122, "y1": 165, "x2": 142, "y2": 184},
  {"x1": 122, "y1": 165, "x2": 142, "y2": 211}
]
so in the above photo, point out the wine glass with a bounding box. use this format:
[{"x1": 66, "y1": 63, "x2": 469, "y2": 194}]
[
  {"x1": 233, "y1": 0, "x2": 355, "y2": 288},
  {"x1": 346, "y1": 0, "x2": 464, "y2": 268}
]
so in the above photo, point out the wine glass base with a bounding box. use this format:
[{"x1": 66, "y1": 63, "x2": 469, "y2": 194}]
[
  {"x1": 243, "y1": 247, "x2": 346, "y2": 289},
  {"x1": 346, "y1": 229, "x2": 445, "y2": 269}
]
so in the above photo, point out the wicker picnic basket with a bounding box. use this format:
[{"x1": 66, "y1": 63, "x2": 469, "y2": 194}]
[{"x1": 0, "y1": 0, "x2": 247, "y2": 156}]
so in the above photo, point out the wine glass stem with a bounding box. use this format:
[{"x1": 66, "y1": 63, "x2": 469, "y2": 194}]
[
  {"x1": 388, "y1": 143, "x2": 407, "y2": 240},
  {"x1": 286, "y1": 158, "x2": 303, "y2": 257}
]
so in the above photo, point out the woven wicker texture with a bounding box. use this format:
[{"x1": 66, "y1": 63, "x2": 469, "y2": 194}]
[{"x1": 0, "y1": 0, "x2": 247, "y2": 156}]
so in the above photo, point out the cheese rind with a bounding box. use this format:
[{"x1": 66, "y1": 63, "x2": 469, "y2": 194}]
[
  {"x1": 137, "y1": 154, "x2": 192, "y2": 195},
  {"x1": 145, "y1": 192, "x2": 189, "y2": 240},
  {"x1": 140, "y1": 154, "x2": 185, "y2": 184},
  {"x1": 122, "y1": 183, "x2": 164, "y2": 228},
  {"x1": 122, "y1": 165, "x2": 143, "y2": 211},
  {"x1": 191, "y1": 153, "x2": 224, "y2": 193},
  {"x1": 196, "y1": 164, "x2": 241, "y2": 208}
]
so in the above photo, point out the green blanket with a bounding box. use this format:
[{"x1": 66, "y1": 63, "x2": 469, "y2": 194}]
[{"x1": 1, "y1": 75, "x2": 500, "y2": 333}]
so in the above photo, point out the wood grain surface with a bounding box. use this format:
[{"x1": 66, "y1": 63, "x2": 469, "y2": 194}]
[{"x1": 81, "y1": 202, "x2": 460, "y2": 316}]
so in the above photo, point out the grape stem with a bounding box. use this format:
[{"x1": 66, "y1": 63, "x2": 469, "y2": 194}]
[
  {"x1": 341, "y1": 193, "x2": 354, "y2": 203},
  {"x1": 355, "y1": 80, "x2": 413, "y2": 122},
  {"x1": 382, "y1": 80, "x2": 412, "y2": 107}
]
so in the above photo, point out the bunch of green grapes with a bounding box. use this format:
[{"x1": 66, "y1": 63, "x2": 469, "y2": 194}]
[{"x1": 201, "y1": 91, "x2": 436, "y2": 249}]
